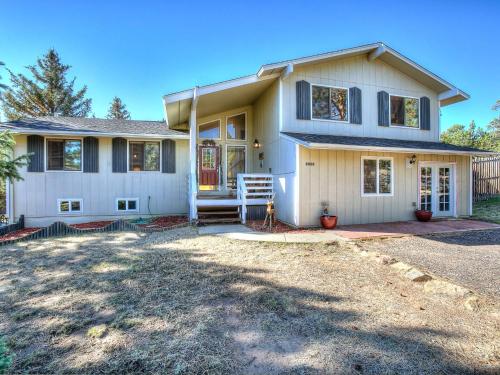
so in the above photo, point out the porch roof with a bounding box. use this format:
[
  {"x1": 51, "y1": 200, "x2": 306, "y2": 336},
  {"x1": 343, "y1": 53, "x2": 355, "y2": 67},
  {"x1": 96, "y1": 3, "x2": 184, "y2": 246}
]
[{"x1": 281, "y1": 132, "x2": 497, "y2": 156}]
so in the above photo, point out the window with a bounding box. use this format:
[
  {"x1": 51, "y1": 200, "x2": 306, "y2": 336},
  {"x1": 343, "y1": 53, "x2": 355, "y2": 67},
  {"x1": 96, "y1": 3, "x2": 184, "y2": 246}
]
[
  {"x1": 226, "y1": 113, "x2": 246, "y2": 140},
  {"x1": 57, "y1": 199, "x2": 82, "y2": 214},
  {"x1": 390, "y1": 95, "x2": 419, "y2": 128},
  {"x1": 116, "y1": 198, "x2": 139, "y2": 212},
  {"x1": 129, "y1": 141, "x2": 160, "y2": 171},
  {"x1": 312, "y1": 85, "x2": 348, "y2": 121},
  {"x1": 47, "y1": 139, "x2": 82, "y2": 171},
  {"x1": 420, "y1": 167, "x2": 432, "y2": 211},
  {"x1": 362, "y1": 157, "x2": 393, "y2": 196},
  {"x1": 226, "y1": 145, "x2": 246, "y2": 189},
  {"x1": 201, "y1": 148, "x2": 216, "y2": 170},
  {"x1": 199, "y1": 120, "x2": 220, "y2": 139}
]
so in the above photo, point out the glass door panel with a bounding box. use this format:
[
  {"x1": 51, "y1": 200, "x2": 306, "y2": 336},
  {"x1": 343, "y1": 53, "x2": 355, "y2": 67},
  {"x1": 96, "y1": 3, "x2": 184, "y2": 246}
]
[
  {"x1": 419, "y1": 166, "x2": 432, "y2": 211},
  {"x1": 437, "y1": 167, "x2": 451, "y2": 214}
]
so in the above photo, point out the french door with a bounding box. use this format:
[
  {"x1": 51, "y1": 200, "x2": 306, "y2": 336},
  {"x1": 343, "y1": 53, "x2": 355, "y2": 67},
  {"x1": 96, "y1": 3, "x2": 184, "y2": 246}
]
[{"x1": 419, "y1": 163, "x2": 455, "y2": 217}]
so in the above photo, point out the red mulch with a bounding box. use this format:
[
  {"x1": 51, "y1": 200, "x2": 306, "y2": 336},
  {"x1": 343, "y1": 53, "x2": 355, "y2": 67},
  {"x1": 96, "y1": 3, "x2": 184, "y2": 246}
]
[
  {"x1": 137, "y1": 216, "x2": 189, "y2": 230},
  {"x1": 0, "y1": 227, "x2": 40, "y2": 242},
  {"x1": 70, "y1": 221, "x2": 114, "y2": 230}
]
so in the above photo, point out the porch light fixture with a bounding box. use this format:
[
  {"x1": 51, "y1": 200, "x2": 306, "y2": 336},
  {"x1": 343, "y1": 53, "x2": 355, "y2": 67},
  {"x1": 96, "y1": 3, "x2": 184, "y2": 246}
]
[
  {"x1": 409, "y1": 154, "x2": 417, "y2": 165},
  {"x1": 253, "y1": 139, "x2": 261, "y2": 149}
]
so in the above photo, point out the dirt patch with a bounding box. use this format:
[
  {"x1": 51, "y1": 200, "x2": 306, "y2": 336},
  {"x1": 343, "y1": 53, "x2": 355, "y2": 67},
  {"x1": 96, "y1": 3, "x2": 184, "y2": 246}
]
[
  {"x1": 70, "y1": 221, "x2": 114, "y2": 230},
  {"x1": 136, "y1": 215, "x2": 189, "y2": 230},
  {"x1": 0, "y1": 229, "x2": 498, "y2": 374},
  {"x1": 246, "y1": 220, "x2": 319, "y2": 234}
]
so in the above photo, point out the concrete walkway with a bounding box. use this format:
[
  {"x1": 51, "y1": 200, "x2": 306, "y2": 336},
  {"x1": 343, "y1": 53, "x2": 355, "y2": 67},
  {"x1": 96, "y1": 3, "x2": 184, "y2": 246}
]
[
  {"x1": 198, "y1": 224, "x2": 346, "y2": 243},
  {"x1": 197, "y1": 219, "x2": 500, "y2": 243}
]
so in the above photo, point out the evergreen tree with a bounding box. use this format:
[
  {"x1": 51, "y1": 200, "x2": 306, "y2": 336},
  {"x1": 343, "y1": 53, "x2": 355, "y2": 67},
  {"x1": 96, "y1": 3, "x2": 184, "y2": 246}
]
[
  {"x1": 0, "y1": 131, "x2": 31, "y2": 181},
  {"x1": 1, "y1": 49, "x2": 91, "y2": 120},
  {"x1": 0, "y1": 61, "x2": 7, "y2": 91},
  {"x1": 106, "y1": 96, "x2": 131, "y2": 119}
]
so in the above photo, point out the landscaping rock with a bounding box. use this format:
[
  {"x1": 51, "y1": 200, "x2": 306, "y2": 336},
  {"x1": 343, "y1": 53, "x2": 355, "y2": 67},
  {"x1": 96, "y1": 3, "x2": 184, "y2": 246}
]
[
  {"x1": 423, "y1": 280, "x2": 471, "y2": 298},
  {"x1": 390, "y1": 261, "x2": 413, "y2": 273},
  {"x1": 404, "y1": 268, "x2": 433, "y2": 282},
  {"x1": 464, "y1": 296, "x2": 481, "y2": 312}
]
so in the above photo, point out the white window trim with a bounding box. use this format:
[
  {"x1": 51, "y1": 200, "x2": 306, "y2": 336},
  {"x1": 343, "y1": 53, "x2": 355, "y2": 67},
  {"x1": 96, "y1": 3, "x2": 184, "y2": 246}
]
[
  {"x1": 115, "y1": 198, "x2": 140, "y2": 212},
  {"x1": 198, "y1": 119, "x2": 222, "y2": 141},
  {"x1": 225, "y1": 144, "x2": 247, "y2": 190},
  {"x1": 225, "y1": 112, "x2": 247, "y2": 141},
  {"x1": 127, "y1": 139, "x2": 162, "y2": 172},
  {"x1": 361, "y1": 156, "x2": 394, "y2": 197},
  {"x1": 310, "y1": 83, "x2": 350, "y2": 123},
  {"x1": 388, "y1": 94, "x2": 420, "y2": 129},
  {"x1": 57, "y1": 198, "x2": 83, "y2": 214},
  {"x1": 45, "y1": 137, "x2": 84, "y2": 172}
]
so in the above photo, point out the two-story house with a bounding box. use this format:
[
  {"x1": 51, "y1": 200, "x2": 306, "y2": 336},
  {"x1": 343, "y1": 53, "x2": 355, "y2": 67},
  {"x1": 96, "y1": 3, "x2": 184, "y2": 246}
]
[{"x1": 1, "y1": 43, "x2": 494, "y2": 227}]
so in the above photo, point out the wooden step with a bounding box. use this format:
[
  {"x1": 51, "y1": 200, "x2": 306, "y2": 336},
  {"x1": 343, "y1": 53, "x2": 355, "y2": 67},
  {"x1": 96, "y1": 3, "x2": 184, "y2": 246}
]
[
  {"x1": 198, "y1": 217, "x2": 241, "y2": 224},
  {"x1": 198, "y1": 210, "x2": 239, "y2": 216}
]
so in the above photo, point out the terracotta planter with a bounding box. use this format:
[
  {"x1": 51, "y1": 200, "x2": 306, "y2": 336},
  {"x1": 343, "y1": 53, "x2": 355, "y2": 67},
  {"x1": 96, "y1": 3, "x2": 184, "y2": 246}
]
[
  {"x1": 320, "y1": 215, "x2": 338, "y2": 229},
  {"x1": 415, "y1": 210, "x2": 433, "y2": 222}
]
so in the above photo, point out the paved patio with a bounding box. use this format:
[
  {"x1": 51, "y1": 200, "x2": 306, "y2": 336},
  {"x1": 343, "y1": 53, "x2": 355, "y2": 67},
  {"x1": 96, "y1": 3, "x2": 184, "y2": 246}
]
[{"x1": 332, "y1": 219, "x2": 500, "y2": 240}]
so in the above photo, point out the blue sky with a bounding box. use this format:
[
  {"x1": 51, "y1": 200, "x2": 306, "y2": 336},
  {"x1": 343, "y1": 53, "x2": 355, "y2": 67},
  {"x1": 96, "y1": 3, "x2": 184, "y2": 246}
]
[{"x1": 1, "y1": 0, "x2": 498, "y2": 130}]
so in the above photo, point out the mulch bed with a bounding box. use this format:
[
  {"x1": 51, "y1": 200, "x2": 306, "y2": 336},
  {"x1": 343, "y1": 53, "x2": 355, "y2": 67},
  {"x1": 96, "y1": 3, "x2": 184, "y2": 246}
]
[
  {"x1": 0, "y1": 227, "x2": 40, "y2": 243},
  {"x1": 137, "y1": 216, "x2": 189, "y2": 230},
  {"x1": 69, "y1": 221, "x2": 114, "y2": 230}
]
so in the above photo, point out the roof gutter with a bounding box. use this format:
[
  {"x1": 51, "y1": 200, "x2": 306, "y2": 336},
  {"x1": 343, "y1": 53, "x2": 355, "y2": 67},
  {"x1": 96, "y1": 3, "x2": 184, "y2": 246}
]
[{"x1": 6, "y1": 129, "x2": 190, "y2": 140}]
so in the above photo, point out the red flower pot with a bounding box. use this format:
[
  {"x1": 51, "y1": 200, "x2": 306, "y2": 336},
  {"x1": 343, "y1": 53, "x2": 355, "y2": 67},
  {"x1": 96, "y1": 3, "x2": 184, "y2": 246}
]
[
  {"x1": 415, "y1": 210, "x2": 433, "y2": 222},
  {"x1": 320, "y1": 215, "x2": 338, "y2": 229}
]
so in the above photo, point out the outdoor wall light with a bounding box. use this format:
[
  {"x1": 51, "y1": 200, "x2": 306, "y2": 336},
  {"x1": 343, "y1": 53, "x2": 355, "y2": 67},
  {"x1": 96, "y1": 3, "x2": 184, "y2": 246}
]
[
  {"x1": 253, "y1": 139, "x2": 261, "y2": 148},
  {"x1": 409, "y1": 154, "x2": 417, "y2": 164}
]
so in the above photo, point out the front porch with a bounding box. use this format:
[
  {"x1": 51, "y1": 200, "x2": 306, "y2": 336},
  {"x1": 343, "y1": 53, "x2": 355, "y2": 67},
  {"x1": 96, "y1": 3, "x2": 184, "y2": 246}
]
[{"x1": 194, "y1": 173, "x2": 274, "y2": 224}]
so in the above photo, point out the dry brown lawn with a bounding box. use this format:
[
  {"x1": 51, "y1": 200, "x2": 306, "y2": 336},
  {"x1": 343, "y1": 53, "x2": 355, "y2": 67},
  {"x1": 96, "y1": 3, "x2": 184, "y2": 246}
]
[{"x1": 0, "y1": 228, "x2": 498, "y2": 374}]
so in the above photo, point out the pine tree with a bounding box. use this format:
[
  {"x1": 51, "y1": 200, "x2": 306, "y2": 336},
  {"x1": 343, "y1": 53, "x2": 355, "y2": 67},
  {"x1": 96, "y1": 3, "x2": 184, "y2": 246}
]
[
  {"x1": 0, "y1": 131, "x2": 30, "y2": 181},
  {"x1": 0, "y1": 61, "x2": 7, "y2": 91},
  {"x1": 1, "y1": 49, "x2": 92, "y2": 120},
  {"x1": 106, "y1": 97, "x2": 131, "y2": 119}
]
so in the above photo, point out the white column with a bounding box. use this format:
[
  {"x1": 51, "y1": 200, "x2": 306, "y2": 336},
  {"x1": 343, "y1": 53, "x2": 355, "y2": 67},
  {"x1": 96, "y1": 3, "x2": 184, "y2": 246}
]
[{"x1": 189, "y1": 87, "x2": 199, "y2": 221}]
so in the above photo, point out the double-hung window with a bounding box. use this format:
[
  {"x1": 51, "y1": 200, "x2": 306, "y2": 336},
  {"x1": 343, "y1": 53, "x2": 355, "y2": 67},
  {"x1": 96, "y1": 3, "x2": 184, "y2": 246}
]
[
  {"x1": 390, "y1": 95, "x2": 419, "y2": 128},
  {"x1": 47, "y1": 139, "x2": 82, "y2": 171},
  {"x1": 311, "y1": 85, "x2": 349, "y2": 121},
  {"x1": 129, "y1": 141, "x2": 160, "y2": 171},
  {"x1": 362, "y1": 157, "x2": 393, "y2": 196}
]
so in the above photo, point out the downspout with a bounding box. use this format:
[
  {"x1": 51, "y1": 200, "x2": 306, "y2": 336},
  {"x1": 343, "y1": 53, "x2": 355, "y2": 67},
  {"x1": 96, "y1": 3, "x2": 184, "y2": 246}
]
[{"x1": 189, "y1": 87, "x2": 199, "y2": 221}]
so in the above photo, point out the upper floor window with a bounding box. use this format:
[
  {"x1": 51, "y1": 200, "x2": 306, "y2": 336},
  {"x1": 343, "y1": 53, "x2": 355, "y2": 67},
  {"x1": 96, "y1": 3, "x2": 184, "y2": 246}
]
[
  {"x1": 390, "y1": 95, "x2": 419, "y2": 128},
  {"x1": 47, "y1": 139, "x2": 82, "y2": 171},
  {"x1": 129, "y1": 141, "x2": 160, "y2": 171},
  {"x1": 226, "y1": 113, "x2": 246, "y2": 140},
  {"x1": 311, "y1": 85, "x2": 348, "y2": 121},
  {"x1": 199, "y1": 120, "x2": 220, "y2": 139}
]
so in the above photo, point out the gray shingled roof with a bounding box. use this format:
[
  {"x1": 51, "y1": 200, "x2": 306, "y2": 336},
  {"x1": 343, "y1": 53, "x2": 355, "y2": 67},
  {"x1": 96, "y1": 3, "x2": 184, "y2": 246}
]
[
  {"x1": 0, "y1": 116, "x2": 188, "y2": 138},
  {"x1": 282, "y1": 132, "x2": 494, "y2": 154}
]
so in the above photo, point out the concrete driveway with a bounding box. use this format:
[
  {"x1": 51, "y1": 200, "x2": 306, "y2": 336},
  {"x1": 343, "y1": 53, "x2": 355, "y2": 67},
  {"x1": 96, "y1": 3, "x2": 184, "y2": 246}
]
[{"x1": 361, "y1": 229, "x2": 500, "y2": 298}]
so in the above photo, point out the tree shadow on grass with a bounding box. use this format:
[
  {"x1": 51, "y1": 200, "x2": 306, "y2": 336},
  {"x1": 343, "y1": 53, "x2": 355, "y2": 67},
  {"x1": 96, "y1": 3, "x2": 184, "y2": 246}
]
[{"x1": 0, "y1": 230, "x2": 486, "y2": 374}]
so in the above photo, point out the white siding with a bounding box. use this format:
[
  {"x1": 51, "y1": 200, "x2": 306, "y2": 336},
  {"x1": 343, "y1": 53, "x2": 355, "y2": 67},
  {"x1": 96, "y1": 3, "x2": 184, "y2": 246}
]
[
  {"x1": 13, "y1": 135, "x2": 189, "y2": 226},
  {"x1": 282, "y1": 55, "x2": 440, "y2": 142},
  {"x1": 298, "y1": 147, "x2": 471, "y2": 227}
]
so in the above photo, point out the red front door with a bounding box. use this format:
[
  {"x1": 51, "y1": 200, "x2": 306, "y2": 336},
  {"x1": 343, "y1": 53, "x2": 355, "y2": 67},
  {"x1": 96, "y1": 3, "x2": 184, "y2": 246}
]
[{"x1": 198, "y1": 145, "x2": 220, "y2": 189}]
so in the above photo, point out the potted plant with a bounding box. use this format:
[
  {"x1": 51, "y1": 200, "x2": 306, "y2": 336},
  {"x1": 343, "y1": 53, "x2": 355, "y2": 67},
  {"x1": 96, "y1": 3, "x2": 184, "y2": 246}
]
[
  {"x1": 415, "y1": 209, "x2": 433, "y2": 222},
  {"x1": 320, "y1": 202, "x2": 337, "y2": 229}
]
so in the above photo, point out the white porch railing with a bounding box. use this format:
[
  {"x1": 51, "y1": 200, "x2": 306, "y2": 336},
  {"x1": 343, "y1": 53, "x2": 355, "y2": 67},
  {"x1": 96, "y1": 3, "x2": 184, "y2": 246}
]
[{"x1": 237, "y1": 173, "x2": 273, "y2": 224}]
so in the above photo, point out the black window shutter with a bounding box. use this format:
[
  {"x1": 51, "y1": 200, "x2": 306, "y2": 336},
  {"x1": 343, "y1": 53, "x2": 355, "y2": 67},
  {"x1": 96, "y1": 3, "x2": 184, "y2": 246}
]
[
  {"x1": 349, "y1": 87, "x2": 362, "y2": 124},
  {"x1": 112, "y1": 137, "x2": 127, "y2": 173},
  {"x1": 420, "y1": 96, "x2": 431, "y2": 130},
  {"x1": 377, "y1": 91, "x2": 390, "y2": 127},
  {"x1": 162, "y1": 139, "x2": 176, "y2": 173},
  {"x1": 27, "y1": 135, "x2": 44, "y2": 172},
  {"x1": 296, "y1": 80, "x2": 311, "y2": 120},
  {"x1": 83, "y1": 137, "x2": 99, "y2": 173}
]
